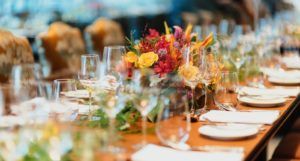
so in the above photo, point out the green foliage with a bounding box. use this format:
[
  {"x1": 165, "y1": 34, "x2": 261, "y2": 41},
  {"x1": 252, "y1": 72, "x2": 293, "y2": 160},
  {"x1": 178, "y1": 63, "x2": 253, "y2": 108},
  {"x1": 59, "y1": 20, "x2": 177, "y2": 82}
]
[
  {"x1": 23, "y1": 142, "x2": 52, "y2": 161},
  {"x1": 83, "y1": 102, "x2": 140, "y2": 131}
]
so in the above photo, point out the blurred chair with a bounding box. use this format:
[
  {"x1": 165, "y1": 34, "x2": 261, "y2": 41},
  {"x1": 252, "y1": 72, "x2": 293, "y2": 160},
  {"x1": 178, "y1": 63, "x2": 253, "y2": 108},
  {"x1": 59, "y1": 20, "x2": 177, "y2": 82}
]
[
  {"x1": 291, "y1": 118, "x2": 300, "y2": 131},
  {"x1": 38, "y1": 22, "x2": 85, "y2": 79},
  {"x1": 272, "y1": 132, "x2": 300, "y2": 160},
  {"x1": 85, "y1": 18, "x2": 124, "y2": 59},
  {"x1": 0, "y1": 29, "x2": 34, "y2": 83}
]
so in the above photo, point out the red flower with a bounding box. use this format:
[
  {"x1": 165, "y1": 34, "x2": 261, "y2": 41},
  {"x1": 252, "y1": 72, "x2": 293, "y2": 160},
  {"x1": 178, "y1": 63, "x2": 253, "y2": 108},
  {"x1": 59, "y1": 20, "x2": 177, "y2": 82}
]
[
  {"x1": 154, "y1": 36, "x2": 170, "y2": 53},
  {"x1": 139, "y1": 39, "x2": 155, "y2": 53},
  {"x1": 154, "y1": 54, "x2": 175, "y2": 77},
  {"x1": 146, "y1": 29, "x2": 160, "y2": 40}
]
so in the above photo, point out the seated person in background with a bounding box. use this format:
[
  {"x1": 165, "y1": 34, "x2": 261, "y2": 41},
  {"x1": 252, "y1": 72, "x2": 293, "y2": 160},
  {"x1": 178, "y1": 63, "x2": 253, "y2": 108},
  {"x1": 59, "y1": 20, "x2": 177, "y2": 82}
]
[
  {"x1": 85, "y1": 18, "x2": 124, "y2": 59},
  {"x1": 38, "y1": 22, "x2": 85, "y2": 76},
  {"x1": 0, "y1": 29, "x2": 34, "y2": 83}
]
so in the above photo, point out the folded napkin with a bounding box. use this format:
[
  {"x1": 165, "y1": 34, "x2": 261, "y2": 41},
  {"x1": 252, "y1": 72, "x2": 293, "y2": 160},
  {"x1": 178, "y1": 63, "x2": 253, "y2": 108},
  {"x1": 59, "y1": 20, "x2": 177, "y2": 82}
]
[
  {"x1": 131, "y1": 144, "x2": 243, "y2": 161},
  {"x1": 239, "y1": 86, "x2": 300, "y2": 97},
  {"x1": 282, "y1": 56, "x2": 300, "y2": 69},
  {"x1": 261, "y1": 68, "x2": 300, "y2": 78},
  {"x1": 199, "y1": 110, "x2": 280, "y2": 125}
]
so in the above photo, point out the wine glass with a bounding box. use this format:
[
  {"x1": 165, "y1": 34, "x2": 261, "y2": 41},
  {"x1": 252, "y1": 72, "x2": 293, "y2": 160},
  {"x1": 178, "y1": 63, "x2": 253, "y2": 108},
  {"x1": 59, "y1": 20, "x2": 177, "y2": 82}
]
[
  {"x1": 95, "y1": 90, "x2": 127, "y2": 152},
  {"x1": 103, "y1": 46, "x2": 126, "y2": 71},
  {"x1": 10, "y1": 81, "x2": 53, "y2": 124},
  {"x1": 229, "y1": 44, "x2": 248, "y2": 77},
  {"x1": 156, "y1": 86, "x2": 191, "y2": 150},
  {"x1": 103, "y1": 45, "x2": 129, "y2": 87},
  {"x1": 78, "y1": 54, "x2": 100, "y2": 120},
  {"x1": 180, "y1": 46, "x2": 201, "y2": 119},
  {"x1": 11, "y1": 63, "x2": 43, "y2": 91},
  {"x1": 132, "y1": 87, "x2": 159, "y2": 148},
  {"x1": 199, "y1": 48, "x2": 220, "y2": 113},
  {"x1": 214, "y1": 71, "x2": 239, "y2": 111}
]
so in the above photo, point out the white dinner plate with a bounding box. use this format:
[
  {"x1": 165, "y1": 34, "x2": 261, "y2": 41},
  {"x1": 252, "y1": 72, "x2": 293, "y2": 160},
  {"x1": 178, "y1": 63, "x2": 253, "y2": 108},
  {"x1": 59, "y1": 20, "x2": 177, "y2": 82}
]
[
  {"x1": 198, "y1": 124, "x2": 259, "y2": 140},
  {"x1": 268, "y1": 77, "x2": 300, "y2": 85},
  {"x1": 62, "y1": 90, "x2": 94, "y2": 99},
  {"x1": 238, "y1": 96, "x2": 286, "y2": 107}
]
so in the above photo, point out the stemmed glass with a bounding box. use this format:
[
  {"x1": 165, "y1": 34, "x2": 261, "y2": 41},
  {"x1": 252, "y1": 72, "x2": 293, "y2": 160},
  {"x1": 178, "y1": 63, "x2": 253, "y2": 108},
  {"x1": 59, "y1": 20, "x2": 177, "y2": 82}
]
[
  {"x1": 10, "y1": 81, "x2": 53, "y2": 124},
  {"x1": 11, "y1": 63, "x2": 43, "y2": 90},
  {"x1": 229, "y1": 43, "x2": 248, "y2": 78},
  {"x1": 214, "y1": 71, "x2": 239, "y2": 111},
  {"x1": 180, "y1": 46, "x2": 201, "y2": 119},
  {"x1": 199, "y1": 48, "x2": 220, "y2": 112},
  {"x1": 103, "y1": 45, "x2": 130, "y2": 88},
  {"x1": 132, "y1": 87, "x2": 159, "y2": 148},
  {"x1": 95, "y1": 89, "x2": 127, "y2": 152},
  {"x1": 78, "y1": 54, "x2": 100, "y2": 120},
  {"x1": 156, "y1": 84, "x2": 191, "y2": 150}
]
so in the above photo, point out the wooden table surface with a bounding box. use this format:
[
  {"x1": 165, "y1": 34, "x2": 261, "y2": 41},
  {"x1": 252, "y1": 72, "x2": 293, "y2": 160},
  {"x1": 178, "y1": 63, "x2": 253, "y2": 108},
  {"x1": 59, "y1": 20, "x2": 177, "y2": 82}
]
[{"x1": 114, "y1": 90, "x2": 300, "y2": 161}]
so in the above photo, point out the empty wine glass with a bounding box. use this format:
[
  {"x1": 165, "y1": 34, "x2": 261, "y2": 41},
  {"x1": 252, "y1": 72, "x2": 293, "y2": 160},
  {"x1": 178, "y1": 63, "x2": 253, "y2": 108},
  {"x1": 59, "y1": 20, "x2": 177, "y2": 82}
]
[
  {"x1": 199, "y1": 48, "x2": 220, "y2": 112},
  {"x1": 78, "y1": 54, "x2": 100, "y2": 120},
  {"x1": 214, "y1": 71, "x2": 239, "y2": 111},
  {"x1": 132, "y1": 87, "x2": 159, "y2": 148},
  {"x1": 180, "y1": 46, "x2": 201, "y2": 119},
  {"x1": 96, "y1": 90, "x2": 127, "y2": 152},
  {"x1": 103, "y1": 45, "x2": 129, "y2": 87},
  {"x1": 10, "y1": 81, "x2": 53, "y2": 124},
  {"x1": 229, "y1": 43, "x2": 248, "y2": 77},
  {"x1": 11, "y1": 63, "x2": 43, "y2": 91},
  {"x1": 156, "y1": 87, "x2": 191, "y2": 150},
  {"x1": 103, "y1": 46, "x2": 126, "y2": 72}
]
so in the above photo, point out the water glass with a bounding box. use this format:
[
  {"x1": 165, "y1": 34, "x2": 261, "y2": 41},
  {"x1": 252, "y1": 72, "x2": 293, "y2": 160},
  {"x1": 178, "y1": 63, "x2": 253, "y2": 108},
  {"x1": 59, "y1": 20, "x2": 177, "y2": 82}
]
[
  {"x1": 53, "y1": 79, "x2": 77, "y2": 102},
  {"x1": 156, "y1": 88, "x2": 191, "y2": 149},
  {"x1": 214, "y1": 71, "x2": 239, "y2": 111}
]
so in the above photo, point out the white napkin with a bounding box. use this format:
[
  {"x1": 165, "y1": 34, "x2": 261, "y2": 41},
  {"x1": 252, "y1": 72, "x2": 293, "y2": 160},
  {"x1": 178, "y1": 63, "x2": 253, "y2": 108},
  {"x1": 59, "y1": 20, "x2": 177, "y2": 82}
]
[
  {"x1": 199, "y1": 110, "x2": 280, "y2": 125},
  {"x1": 131, "y1": 144, "x2": 243, "y2": 161},
  {"x1": 239, "y1": 86, "x2": 300, "y2": 97},
  {"x1": 0, "y1": 116, "x2": 26, "y2": 127},
  {"x1": 261, "y1": 68, "x2": 300, "y2": 78},
  {"x1": 282, "y1": 56, "x2": 300, "y2": 69}
]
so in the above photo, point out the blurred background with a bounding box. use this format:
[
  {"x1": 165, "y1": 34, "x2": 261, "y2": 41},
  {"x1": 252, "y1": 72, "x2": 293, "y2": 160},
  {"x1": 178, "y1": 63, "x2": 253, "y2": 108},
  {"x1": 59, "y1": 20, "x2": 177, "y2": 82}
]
[
  {"x1": 0, "y1": 0, "x2": 298, "y2": 38},
  {"x1": 0, "y1": 0, "x2": 299, "y2": 63}
]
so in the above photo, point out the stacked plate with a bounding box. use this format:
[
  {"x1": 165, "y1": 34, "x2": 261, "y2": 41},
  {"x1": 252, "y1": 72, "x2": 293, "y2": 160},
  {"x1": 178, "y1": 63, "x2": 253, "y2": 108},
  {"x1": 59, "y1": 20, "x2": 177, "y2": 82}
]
[{"x1": 261, "y1": 68, "x2": 300, "y2": 85}]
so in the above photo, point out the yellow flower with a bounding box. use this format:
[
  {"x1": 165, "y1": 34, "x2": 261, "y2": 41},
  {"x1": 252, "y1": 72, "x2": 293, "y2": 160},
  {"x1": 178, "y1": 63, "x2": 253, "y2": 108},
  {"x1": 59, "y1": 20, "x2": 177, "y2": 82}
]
[
  {"x1": 42, "y1": 121, "x2": 59, "y2": 140},
  {"x1": 178, "y1": 64, "x2": 200, "y2": 81},
  {"x1": 125, "y1": 51, "x2": 138, "y2": 63},
  {"x1": 138, "y1": 52, "x2": 158, "y2": 68}
]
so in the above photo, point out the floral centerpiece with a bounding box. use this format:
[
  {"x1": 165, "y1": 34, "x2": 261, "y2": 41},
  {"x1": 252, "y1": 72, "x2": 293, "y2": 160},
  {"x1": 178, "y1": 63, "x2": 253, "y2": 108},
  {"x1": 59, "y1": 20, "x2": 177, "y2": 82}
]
[
  {"x1": 124, "y1": 22, "x2": 215, "y2": 84},
  {"x1": 86, "y1": 23, "x2": 221, "y2": 131}
]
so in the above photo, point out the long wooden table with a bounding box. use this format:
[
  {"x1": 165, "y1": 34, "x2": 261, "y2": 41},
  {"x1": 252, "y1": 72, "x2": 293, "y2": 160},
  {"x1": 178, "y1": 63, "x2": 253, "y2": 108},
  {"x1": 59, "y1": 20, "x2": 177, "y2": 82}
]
[{"x1": 116, "y1": 91, "x2": 300, "y2": 161}]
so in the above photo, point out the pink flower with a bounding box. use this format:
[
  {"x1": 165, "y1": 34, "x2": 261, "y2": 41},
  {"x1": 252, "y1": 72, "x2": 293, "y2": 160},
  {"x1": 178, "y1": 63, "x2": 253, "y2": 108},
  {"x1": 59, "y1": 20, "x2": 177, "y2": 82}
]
[{"x1": 173, "y1": 26, "x2": 183, "y2": 39}]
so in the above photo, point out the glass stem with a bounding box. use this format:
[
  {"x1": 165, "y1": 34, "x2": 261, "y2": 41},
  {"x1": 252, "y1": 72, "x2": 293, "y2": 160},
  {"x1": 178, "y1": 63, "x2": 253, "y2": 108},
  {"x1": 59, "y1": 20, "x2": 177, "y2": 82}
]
[
  {"x1": 142, "y1": 115, "x2": 147, "y2": 145},
  {"x1": 191, "y1": 87, "x2": 195, "y2": 114},
  {"x1": 88, "y1": 91, "x2": 92, "y2": 120},
  {"x1": 109, "y1": 117, "x2": 116, "y2": 144},
  {"x1": 203, "y1": 85, "x2": 208, "y2": 111}
]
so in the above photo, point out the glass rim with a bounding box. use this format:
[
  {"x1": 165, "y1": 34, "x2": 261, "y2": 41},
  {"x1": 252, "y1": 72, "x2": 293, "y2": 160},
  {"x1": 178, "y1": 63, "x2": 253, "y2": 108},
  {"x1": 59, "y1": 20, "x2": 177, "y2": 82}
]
[
  {"x1": 103, "y1": 45, "x2": 126, "y2": 50},
  {"x1": 54, "y1": 79, "x2": 76, "y2": 83},
  {"x1": 81, "y1": 54, "x2": 99, "y2": 58},
  {"x1": 12, "y1": 63, "x2": 41, "y2": 68}
]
